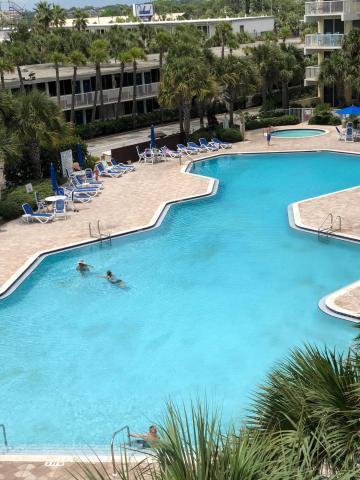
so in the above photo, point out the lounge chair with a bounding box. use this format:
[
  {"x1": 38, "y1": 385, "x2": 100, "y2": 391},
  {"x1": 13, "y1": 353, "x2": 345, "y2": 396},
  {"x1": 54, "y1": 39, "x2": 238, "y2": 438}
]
[
  {"x1": 62, "y1": 186, "x2": 92, "y2": 204},
  {"x1": 84, "y1": 168, "x2": 104, "y2": 186},
  {"x1": 199, "y1": 138, "x2": 219, "y2": 151},
  {"x1": 34, "y1": 191, "x2": 47, "y2": 211},
  {"x1": 72, "y1": 174, "x2": 102, "y2": 190},
  {"x1": 211, "y1": 138, "x2": 232, "y2": 149},
  {"x1": 96, "y1": 162, "x2": 123, "y2": 178},
  {"x1": 161, "y1": 146, "x2": 182, "y2": 159},
  {"x1": 345, "y1": 124, "x2": 354, "y2": 142},
  {"x1": 54, "y1": 199, "x2": 67, "y2": 219},
  {"x1": 177, "y1": 144, "x2": 198, "y2": 155},
  {"x1": 335, "y1": 126, "x2": 346, "y2": 141},
  {"x1": 22, "y1": 203, "x2": 54, "y2": 224},
  {"x1": 136, "y1": 146, "x2": 146, "y2": 163},
  {"x1": 187, "y1": 141, "x2": 207, "y2": 153},
  {"x1": 109, "y1": 159, "x2": 136, "y2": 172}
]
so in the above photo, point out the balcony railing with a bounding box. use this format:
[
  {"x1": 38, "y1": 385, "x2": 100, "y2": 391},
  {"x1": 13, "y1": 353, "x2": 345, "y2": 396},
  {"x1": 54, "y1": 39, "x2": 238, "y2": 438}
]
[
  {"x1": 57, "y1": 82, "x2": 160, "y2": 110},
  {"x1": 305, "y1": 66, "x2": 320, "y2": 80},
  {"x1": 305, "y1": 33, "x2": 344, "y2": 49},
  {"x1": 305, "y1": 1, "x2": 344, "y2": 16}
]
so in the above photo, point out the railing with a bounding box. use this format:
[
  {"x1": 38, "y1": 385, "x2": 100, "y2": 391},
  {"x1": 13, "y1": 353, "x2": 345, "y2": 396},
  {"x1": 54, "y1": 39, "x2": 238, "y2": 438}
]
[
  {"x1": 110, "y1": 426, "x2": 130, "y2": 477},
  {"x1": 318, "y1": 213, "x2": 342, "y2": 240},
  {"x1": 305, "y1": 66, "x2": 320, "y2": 80},
  {"x1": 89, "y1": 220, "x2": 112, "y2": 245},
  {"x1": 305, "y1": 1, "x2": 344, "y2": 16},
  {"x1": 57, "y1": 82, "x2": 160, "y2": 110},
  {"x1": 305, "y1": 33, "x2": 344, "y2": 48},
  {"x1": 0, "y1": 424, "x2": 8, "y2": 451}
]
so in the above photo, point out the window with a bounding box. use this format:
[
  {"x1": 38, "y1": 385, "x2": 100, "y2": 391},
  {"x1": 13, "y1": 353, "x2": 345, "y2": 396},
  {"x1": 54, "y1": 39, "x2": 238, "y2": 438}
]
[
  {"x1": 151, "y1": 69, "x2": 160, "y2": 83},
  {"x1": 124, "y1": 100, "x2": 132, "y2": 115},
  {"x1": 60, "y1": 79, "x2": 72, "y2": 96},
  {"x1": 48, "y1": 81, "x2": 57, "y2": 97},
  {"x1": 85, "y1": 109, "x2": 92, "y2": 123},
  {"x1": 75, "y1": 110, "x2": 84, "y2": 125},
  {"x1": 146, "y1": 98, "x2": 153, "y2": 112},
  {"x1": 102, "y1": 74, "x2": 112, "y2": 90},
  {"x1": 83, "y1": 79, "x2": 92, "y2": 93},
  {"x1": 239, "y1": 25, "x2": 244, "y2": 32},
  {"x1": 324, "y1": 19, "x2": 344, "y2": 34},
  {"x1": 144, "y1": 71, "x2": 151, "y2": 84},
  {"x1": 136, "y1": 73, "x2": 142, "y2": 85},
  {"x1": 353, "y1": 20, "x2": 360, "y2": 29},
  {"x1": 137, "y1": 100, "x2": 144, "y2": 114},
  {"x1": 123, "y1": 72, "x2": 133, "y2": 87},
  {"x1": 36, "y1": 82, "x2": 46, "y2": 92}
]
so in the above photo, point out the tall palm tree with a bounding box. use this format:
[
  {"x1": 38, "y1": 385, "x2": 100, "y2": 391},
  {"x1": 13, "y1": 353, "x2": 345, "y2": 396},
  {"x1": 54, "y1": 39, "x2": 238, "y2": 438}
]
[
  {"x1": 15, "y1": 90, "x2": 70, "y2": 178},
  {"x1": 73, "y1": 8, "x2": 88, "y2": 31},
  {"x1": 115, "y1": 51, "x2": 132, "y2": 120},
  {"x1": 47, "y1": 51, "x2": 67, "y2": 107},
  {"x1": 279, "y1": 46, "x2": 302, "y2": 109},
  {"x1": 8, "y1": 42, "x2": 28, "y2": 92},
  {"x1": 128, "y1": 47, "x2": 146, "y2": 128},
  {"x1": 152, "y1": 30, "x2": 173, "y2": 123},
  {"x1": 68, "y1": 50, "x2": 86, "y2": 123},
  {"x1": 213, "y1": 22, "x2": 235, "y2": 60},
  {"x1": 89, "y1": 39, "x2": 110, "y2": 122},
  {"x1": 52, "y1": 4, "x2": 66, "y2": 28},
  {"x1": 34, "y1": 0, "x2": 53, "y2": 32},
  {"x1": 0, "y1": 53, "x2": 14, "y2": 90}
]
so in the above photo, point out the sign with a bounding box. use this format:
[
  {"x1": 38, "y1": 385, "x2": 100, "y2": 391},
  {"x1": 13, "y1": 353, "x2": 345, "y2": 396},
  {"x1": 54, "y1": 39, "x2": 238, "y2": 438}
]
[
  {"x1": 132, "y1": 2, "x2": 154, "y2": 20},
  {"x1": 60, "y1": 149, "x2": 73, "y2": 177},
  {"x1": 25, "y1": 183, "x2": 33, "y2": 193}
]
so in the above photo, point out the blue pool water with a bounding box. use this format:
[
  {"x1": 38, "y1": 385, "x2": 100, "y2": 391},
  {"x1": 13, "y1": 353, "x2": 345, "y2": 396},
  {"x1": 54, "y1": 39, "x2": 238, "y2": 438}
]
[
  {"x1": 272, "y1": 128, "x2": 326, "y2": 138},
  {"x1": 1, "y1": 152, "x2": 359, "y2": 449}
]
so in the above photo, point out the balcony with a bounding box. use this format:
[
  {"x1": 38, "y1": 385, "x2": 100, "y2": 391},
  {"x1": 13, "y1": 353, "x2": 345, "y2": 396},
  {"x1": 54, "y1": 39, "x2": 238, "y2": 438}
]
[
  {"x1": 57, "y1": 82, "x2": 160, "y2": 110},
  {"x1": 304, "y1": 0, "x2": 360, "y2": 22},
  {"x1": 305, "y1": 66, "x2": 320, "y2": 85},
  {"x1": 304, "y1": 33, "x2": 343, "y2": 52}
]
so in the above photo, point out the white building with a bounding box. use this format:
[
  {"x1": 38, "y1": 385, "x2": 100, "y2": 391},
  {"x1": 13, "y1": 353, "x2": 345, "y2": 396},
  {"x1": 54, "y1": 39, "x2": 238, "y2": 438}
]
[
  {"x1": 303, "y1": 0, "x2": 360, "y2": 104},
  {"x1": 63, "y1": 15, "x2": 275, "y2": 38}
]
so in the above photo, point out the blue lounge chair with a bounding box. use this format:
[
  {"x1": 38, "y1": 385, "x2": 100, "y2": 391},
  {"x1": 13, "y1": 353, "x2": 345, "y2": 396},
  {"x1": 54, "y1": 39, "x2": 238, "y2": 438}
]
[
  {"x1": 187, "y1": 141, "x2": 207, "y2": 152},
  {"x1": 345, "y1": 123, "x2": 354, "y2": 142},
  {"x1": 72, "y1": 174, "x2": 102, "y2": 190},
  {"x1": 177, "y1": 144, "x2": 198, "y2": 155},
  {"x1": 22, "y1": 203, "x2": 54, "y2": 224},
  {"x1": 84, "y1": 168, "x2": 104, "y2": 186},
  {"x1": 54, "y1": 199, "x2": 67, "y2": 219},
  {"x1": 211, "y1": 137, "x2": 232, "y2": 149},
  {"x1": 199, "y1": 138, "x2": 219, "y2": 151},
  {"x1": 109, "y1": 158, "x2": 136, "y2": 172},
  {"x1": 63, "y1": 186, "x2": 92, "y2": 204},
  {"x1": 96, "y1": 162, "x2": 123, "y2": 177}
]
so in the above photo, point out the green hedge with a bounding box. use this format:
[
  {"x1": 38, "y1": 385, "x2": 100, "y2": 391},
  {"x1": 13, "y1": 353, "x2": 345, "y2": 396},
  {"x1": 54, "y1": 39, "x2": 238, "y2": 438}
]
[
  {"x1": 0, "y1": 180, "x2": 54, "y2": 221},
  {"x1": 189, "y1": 127, "x2": 242, "y2": 143},
  {"x1": 308, "y1": 114, "x2": 341, "y2": 126},
  {"x1": 245, "y1": 115, "x2": 300, "y2": 130}
]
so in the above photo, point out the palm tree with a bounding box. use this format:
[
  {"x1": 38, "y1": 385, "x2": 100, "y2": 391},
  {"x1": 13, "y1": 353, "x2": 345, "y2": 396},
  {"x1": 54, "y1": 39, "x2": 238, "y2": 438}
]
[
  {"x1": 152, "y1": 30, "x2": 173, "y2": 123},
  {"x1": 0, "y1": 49, "x2": 14, "y2": 90},
  {"x1": 213, "y1": 22, "x2": 235, "y2": 60},
  {"x1": 47, "y1": 51, "x2": 67, "y2": 107},
  {"x1": 115, "y1": 51, "x2": 132, "y2": 120},
  {"x1": 73, "y1": 8, "x2": 88, "y2": 31},
  {"x1": 128, "y1": 47, "x2": 146, "y2": 128},
  {"x1": 8, "y1": 43, "x2": 28, "y2": 92},
  {"x1": 52, "y1": 4, "x2": 66, "y2": 28},
  {"x1": 89, "y1": 39, "x2": 110, "y2": 122},
  {"x1": 15, "y1": 90, "x2": 70, "y2": 178},
  {"x1": 68, "y1": 50, "x2": 86, "y2": 123},
  {"x1": 279, "y1": 46, "x2": 303, "y2": 109},
  {"x1": 34, "y1": 0, "x2": 53, "y2": 32}
]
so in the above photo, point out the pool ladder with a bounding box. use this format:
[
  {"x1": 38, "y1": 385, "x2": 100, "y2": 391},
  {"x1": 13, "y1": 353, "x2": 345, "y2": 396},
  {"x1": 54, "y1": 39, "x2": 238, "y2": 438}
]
[
  {"x1": 318, "y1": 213, "x2": 342, "y2": 241},
  {"x1": 0, "y1": 424, "x2": 9, "y2": 451},
  {"x1": 89, "y1": 220, "x2": 112, "y2": 246}
]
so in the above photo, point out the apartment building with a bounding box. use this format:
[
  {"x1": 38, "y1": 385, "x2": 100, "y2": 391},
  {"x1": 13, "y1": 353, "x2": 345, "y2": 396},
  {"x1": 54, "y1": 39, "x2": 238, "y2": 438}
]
[
  {"x1": 303, "y1": 0, "x2": 360, "y2": 104},
  {"x1": 3, "y1": 55, "x2": 161, "y2": 124}
]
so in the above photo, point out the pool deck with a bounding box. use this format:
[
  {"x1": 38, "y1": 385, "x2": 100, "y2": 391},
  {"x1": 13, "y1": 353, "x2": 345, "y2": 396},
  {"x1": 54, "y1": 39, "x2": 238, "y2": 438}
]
[{"x1": 3, "y1": 123, "x2": 360, "y2": 470}]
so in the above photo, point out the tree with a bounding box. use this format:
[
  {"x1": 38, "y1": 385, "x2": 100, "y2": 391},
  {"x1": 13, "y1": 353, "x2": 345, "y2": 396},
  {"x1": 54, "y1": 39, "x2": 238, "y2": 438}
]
[
  {"x1": 52, "y1": 4, "x2": 66, "y2": 28},
  {"x1": 68, "y1": 50, "x2": 87, "y2": 124},
  {"x1": 15, "y1": 90, "x2": 70, "y2": 178},
  {"x1": 0, "y1": 46, "x2": 14, "y2": 90},
  {"x1": 279, "y1": 25, "x2": 291, "y2": 44},
  {"x1": 152, "y1": 29, "x2": 173, "y2": 123},
  {"x1": 73, "y1": 8, "x2": 88, "y2": 31},
  {"x1": 47, "y1": 51, "x2": 67, "y2": 107},
  {"x1": 34, "y1": 0, "x2": 53, "y2": 32},
  {"x1": 89, "y1": 39, "x2": 110, "y2": 122},
  {"x1": 213, "y1": 22, "x2": 235, "y2": 60},
  {"x1": 8, "y1": 43, "x2": 29, "y2": 93},
  {"x1": 115, "y1": 51, "x2": 132, "y2": 120},
  {"x1": 278, "y1": 45, "x2": 302, "y2": 109},
  {"x1": 128, "y1": 47, "x2": 146, "y2": 128}
]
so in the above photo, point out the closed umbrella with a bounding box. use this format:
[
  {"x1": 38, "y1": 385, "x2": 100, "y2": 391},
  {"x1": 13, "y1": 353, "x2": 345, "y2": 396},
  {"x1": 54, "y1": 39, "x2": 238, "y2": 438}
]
[
  {"x1": 76, "y1": 143, "x2": 85, "y2": 169},
  {"x1": 50, "y1": 162, "x2": 58, "y2": 192},
  {"x1": 150, "y1": 124, "x2": 156, "y2": 148},
  {"x1": 336, "y1": 105, "x2": 360, "y2": 115}
]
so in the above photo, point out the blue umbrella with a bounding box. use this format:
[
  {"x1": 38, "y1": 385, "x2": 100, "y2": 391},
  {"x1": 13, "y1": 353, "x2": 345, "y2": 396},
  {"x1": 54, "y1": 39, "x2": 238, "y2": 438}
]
[
  {"x1": 76, "y1": 143, "x2": 85, "y2": 169},
  {"x1": 50, "y1": 162, "x2": 58, "y2": 192},
  {"x1": 150, "y1": 124, "x2": 156, "y2": 148},
  {"x1": 336, "y1": 105, "x2": 360, "y2": 115}
]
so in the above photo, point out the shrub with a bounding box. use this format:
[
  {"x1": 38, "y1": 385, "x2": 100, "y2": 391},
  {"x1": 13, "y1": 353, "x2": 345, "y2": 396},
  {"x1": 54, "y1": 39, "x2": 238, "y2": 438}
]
[
  {"x1": 0, "y1": 180, "x2": 54, "y2": 220},
  {"x1": 215, "y1": 127, "x2": 242, "y2": 142},
  {"x1": 85, "y1": 154, "x2": 100, "y2": 169},
  {"x1": 245, "y1": 115, "x2": 300, "y2": 130},
  {"x1": 308, "y1": 103, "x2": 341, "y2": 125},
  {"x1": 188, "y1": 128, "x2": 213, "y2": 143}
]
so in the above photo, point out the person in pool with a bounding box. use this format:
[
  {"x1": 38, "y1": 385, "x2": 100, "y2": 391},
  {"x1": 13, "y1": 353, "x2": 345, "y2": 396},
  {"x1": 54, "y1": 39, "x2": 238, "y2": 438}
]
[
  {"x1": 98, "y1": 270, "x2": 126, "y2": 288},
  {"x1": 130, "y1": 425, "x2": 160, "y2": 448},
  {"x1": 76, "y1": 260, "x2": 93, "y2": 273}
]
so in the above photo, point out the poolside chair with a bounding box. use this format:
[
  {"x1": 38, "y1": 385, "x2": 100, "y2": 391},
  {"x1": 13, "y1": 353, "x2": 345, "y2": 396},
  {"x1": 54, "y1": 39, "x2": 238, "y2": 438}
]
[
  {"x1": 136, "y1": 146, "x2": 146, "y2": 163},
  {"x1": 72, "y1": 174, "x2": 102, "y2": 190},
  {"x1": 177, "y1": 144, "x2": 197, "y2": 155},
  {"x1": 84, "y1": 168, "x2": 104, "y2": 186},
  {"x1": 54, "y1": 199, "x2": 67, "y2": 220},
  {"x1": 345, "y1": 123, "x2": 354, "y2": 142},
  {"x1": 142, "y1": 148, "x2": 156, "y2": 165},
  {"x1": 34, "y1": 191, "x2": 47, "y2": 211},
  {"x1": 22, "y1": 203, "x2": 54, "y2": 224},
  {"x1": 63, "y1": 186, "x2": 92, "y2": 204},
  {"x1": 187, "y1": 141, "x2": 207, "y2": 153},
  {"x1": 199, "y1": 138, "x2": 219, "y2": 151},
  {"x1": 335, "y1": 126, "x2": 346, "y2": 141},
  {"x1": 108, "y1": 159, "x2": 136, "y2": 172},
  {"x1": 96, "y1": 162, "x2": 123, "y2": 178},
  {"x1": 211, "y1": 138, "x2": 232, "y2": 149},
  {"x1": 161, "y1": 146, "x2": 182, "y2": 159}
]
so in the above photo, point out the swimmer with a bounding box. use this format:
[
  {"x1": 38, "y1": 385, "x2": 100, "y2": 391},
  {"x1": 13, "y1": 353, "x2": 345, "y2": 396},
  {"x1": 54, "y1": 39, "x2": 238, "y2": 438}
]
[
  {"x1": 98, "y1": 270, "x2": 126, "y2": 288},
  {"x1": 130, "y1": 425, "x2": 159, "y2": 448},
  {"x1": 76, "y1": 260, "x2": 93, "y2": 273}
]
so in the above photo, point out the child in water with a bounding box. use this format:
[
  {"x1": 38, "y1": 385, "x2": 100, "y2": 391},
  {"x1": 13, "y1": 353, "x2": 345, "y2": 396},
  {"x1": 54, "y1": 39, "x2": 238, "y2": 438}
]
[{"x1": 98, "y1": 270, "x2": 126, "y2": 288}]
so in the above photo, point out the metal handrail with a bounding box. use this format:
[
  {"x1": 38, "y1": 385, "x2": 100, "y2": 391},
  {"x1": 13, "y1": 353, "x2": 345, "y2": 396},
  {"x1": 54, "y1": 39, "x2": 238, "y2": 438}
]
[
  {"x1": 111, "y1": 425, "x2": 130, "y2": 477},
  {"x1": 334, "y1": 215, "x2": 342, "y2": 232},
  {"x1": 0, "y1": 424, "x2": 8, "y2": 451},
  {"x1": 89, "y1": 221, "x2": 112, "y2": 246},
  {"x1": 318, "y1": 213, "x2": 342, "y2": 240}
]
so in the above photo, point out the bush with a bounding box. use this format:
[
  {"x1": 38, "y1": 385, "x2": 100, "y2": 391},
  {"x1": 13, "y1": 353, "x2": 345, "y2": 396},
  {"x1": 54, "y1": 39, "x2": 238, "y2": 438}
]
[
  {"x1": 215, "y1": 127, "x2": 242, "y2": 142},
  {"x1": 0, "y1": 180, "x2": 54, "y2": 220},
  {"x1": 245, "y1": 115, "x2": 300, "y2": 130},
  {"x1": 308, "y1": 103, "x2": 341, "y2": 125},
  {"x1": 188, "y1": 128, "x2": 213, "y2": 143},
  {"x1": 85, "y1": 154, "x2": 100, "y2": 169}
]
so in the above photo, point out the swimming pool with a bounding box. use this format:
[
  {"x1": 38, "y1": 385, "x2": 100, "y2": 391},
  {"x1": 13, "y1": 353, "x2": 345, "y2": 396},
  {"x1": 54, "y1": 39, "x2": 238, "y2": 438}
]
[
  {"x1": 1, "y1": 151, "x2": 358, "y2": 451},
  {"x1": 271, "y1": 128, "x2": 327, "y2": 138}
]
